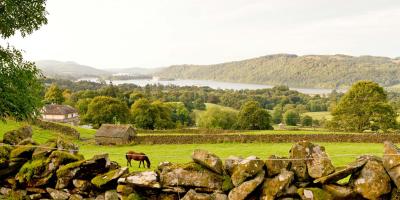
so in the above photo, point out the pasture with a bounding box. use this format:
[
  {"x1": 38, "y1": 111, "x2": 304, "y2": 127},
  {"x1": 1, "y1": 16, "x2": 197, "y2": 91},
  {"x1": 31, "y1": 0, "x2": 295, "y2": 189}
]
[{"x1": 0, "y1": 119, "x2": 388, "y2": 172}]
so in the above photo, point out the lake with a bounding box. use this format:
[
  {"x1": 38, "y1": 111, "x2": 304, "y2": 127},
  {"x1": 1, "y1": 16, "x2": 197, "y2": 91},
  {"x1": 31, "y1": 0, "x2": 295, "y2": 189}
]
[{"x1": 102, "y1": 79, "x2": 339, "y2": 95}]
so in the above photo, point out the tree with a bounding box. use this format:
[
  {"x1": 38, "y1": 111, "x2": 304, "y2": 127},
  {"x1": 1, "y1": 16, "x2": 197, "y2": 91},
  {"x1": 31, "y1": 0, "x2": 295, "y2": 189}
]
[
  {"x1": 75, "y1": 98, "x2": 92, "y2": 115},
  {"x1": 131, "y1": 99, "x2": 175, "y2": 129},
  {"x1": 330, "y1": 81, "x2": 397, "y2": 132},
  {"x1": 301, "y1": 115, "x2": 313, "y2": 126},
  {"x1": 284, "y1": 109, "x2": 300, "y2": 126},
  {"x1": 44, "y1": 84, "x2": 65, "y2": 104},
  {"x1": 237, "y1": 101, "x2": 273, "y2": 130},
  {"x1": 271, "y1": 105, "x2": 283, "y2": 124},
  {"x1": 83, "y1": 96, "x2": 130, "y2": 128},
  {"x1": 168, "y1": 102, "x2": 192, "y2": 126},
  {"x1": 0, "y1": 0, "x2": 47, "y2": 121},
  {"x1": 197, "y1": 107, "x2": 238, "y2": 130}
]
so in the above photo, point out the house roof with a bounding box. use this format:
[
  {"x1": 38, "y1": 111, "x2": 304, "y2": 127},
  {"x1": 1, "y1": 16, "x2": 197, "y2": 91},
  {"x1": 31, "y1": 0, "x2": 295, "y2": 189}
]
[
  {"x1": 95, "y1": 124, "x2": 136, "y2": 138},
  {"x1": 42, "y1": 104, "x2": 78, "y2": 115}
]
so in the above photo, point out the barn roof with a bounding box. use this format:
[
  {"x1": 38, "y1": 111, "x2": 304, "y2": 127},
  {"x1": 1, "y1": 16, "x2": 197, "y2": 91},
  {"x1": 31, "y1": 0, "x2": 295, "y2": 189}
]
[
  {"x1": 95, "y1": 124, "x2": 136, "y2": 138},
  {"x1": 42, "y1": 104, "x2": 78, "y2": 115}
]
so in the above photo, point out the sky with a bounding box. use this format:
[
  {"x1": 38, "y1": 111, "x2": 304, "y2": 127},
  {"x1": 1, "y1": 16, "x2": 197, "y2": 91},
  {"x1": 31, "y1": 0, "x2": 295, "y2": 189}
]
[{"x1": 2, "y1": 0, "x2": 400, "y2": 69}]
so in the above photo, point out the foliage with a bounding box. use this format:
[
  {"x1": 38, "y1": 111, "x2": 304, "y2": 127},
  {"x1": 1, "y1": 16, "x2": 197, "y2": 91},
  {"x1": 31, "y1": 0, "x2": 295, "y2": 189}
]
[
  {"x1": 131, "y1": 99, "x2": 175, "y2": 130},
  {"x1": 0, "y1": 47, "x2": 44, "y2": 121},
  {"x1": 83, "y1": 96, "x2": 130, "y2": 128},
  {"x1": 75, "y1": 98, "x2": 92, "y2": 115},
  {"x1": 237, "y1": 101, "x2": 273, "y2": 130},
  {"x1": 284, "y1": 110, "x2": 300, "y2": 126},
  {"x1": 196, "y1": 106, "x2": 238, "y2": 130},
  {"x1": 44, "y1": 84, "x2": 65, "y2": 104},
  {"x1": 272, "y1": 105, "x2": 283, "y2": 124},
  {"x1": 158, "y1": 54, "x2": 400, "y2": 88},
  {"x1": 167, "y1": 102, "x2": 193, "y2": 126},
  {"x1": 0, "y1": 0, "x2": 48, "y2": 38},
  {"x1": 330, "y1": 81, "x2": 397, "y2": 132},
  {"x1": 301, "y1": 115, "x2": 313, "y2": 127},
  {"x1": 0, "y1": 0, "x2": 47, "y2": 121}
]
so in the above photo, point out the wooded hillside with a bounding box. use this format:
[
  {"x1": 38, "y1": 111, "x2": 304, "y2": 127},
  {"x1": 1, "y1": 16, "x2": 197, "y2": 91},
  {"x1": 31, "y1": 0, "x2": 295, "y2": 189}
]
[{"x1": 157, "y1": 54, "x2": 400, "y2": 89}]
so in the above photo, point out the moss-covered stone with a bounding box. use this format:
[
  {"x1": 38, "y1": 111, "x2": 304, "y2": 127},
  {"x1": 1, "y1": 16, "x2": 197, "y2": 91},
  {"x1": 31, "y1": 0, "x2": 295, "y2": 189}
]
[
  {"x1": 16, "y1": 158, "x2": 49, "y2": 183},
  {"x1": 125, "y1": 193, "x2": 146, "y2": 200},
  {"x1": 91, "y1": 167, "x2": 128, "y2": 188},
  {"x1": 222, "y1": 175, "x2": 234, "y2": 192},
  {"x1": 297, "y1": 188, "x2": 333, "y2": 200},
  {"x1": 56, "y1": 160, "x2": 84, "y2": 178},
  {"x1": 48, "y1": 150, "x2": 83, "y2": 167},
  {"x1": 32, "y1": 141, "x2": 57, "y2": 159},
  {"x1": 10, "y1": 146, "x2": 36, "y2": 159},
  {"x1": 3, "y1": 126, "x2": 32, "y2": 145},
  {"x1": 0, "y1": 145, "x2": 13, "y2": 168}
]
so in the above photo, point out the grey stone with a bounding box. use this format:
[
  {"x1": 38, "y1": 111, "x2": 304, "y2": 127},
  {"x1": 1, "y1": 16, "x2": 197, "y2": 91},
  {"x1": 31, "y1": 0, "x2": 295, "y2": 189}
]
[
  {"x1": 182, "y1": 189, "x2": 212, "y2": 200},
  {"x1": 260, "y1": 169, "x2": 294, "y2": 200},
  {"x1": 224, "y1": 156, "x2": 242, "y2": 176},
  {"x1": 3, "y1": 126, "x2": 32, "y2": 145},
  {"x1": 383, "y1": 141, "x2": 400, "y2": 188},
  {"x1": 192, "y1": 149, "x2": 223, "y2": 174},
  {"x1": 228, "y1": 170, "x2": 265, "y2": 200},
  {"x1": 104, "y1": 190, "x2": 119, "y2": 200},
  {"x1": 314, "y1": 159, "x2": 367, "y2": 184},
  {"x1": 265, "y1": 155, "x2": 290, "y2": 177},
  {"x1": 231, "y1": 156, "x2": 264, "y2": 186},
  {"x1": 118, "y1": 171, "x2": 160, "y2": 188},
  {"x1": 46, "y1": 188, "x2": 70, "y2": 200},
  {"x1": 350, "y1": 159, "x2": 391, "y2": 200}
]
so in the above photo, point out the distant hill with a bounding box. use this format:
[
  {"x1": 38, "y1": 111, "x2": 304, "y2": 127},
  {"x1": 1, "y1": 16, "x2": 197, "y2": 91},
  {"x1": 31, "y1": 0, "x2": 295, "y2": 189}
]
[
  {"x1": 157, "y1": 54, "x2": 400, "y2": 89},
  {"x1": 36, "y1": 60, "x2": 110, "y2": 79}
]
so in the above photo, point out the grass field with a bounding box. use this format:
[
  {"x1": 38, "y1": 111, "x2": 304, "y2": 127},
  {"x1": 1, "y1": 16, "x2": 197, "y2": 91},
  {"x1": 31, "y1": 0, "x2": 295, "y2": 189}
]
[
  {"x1": 79, "y1": 142, "x2": 385, "y2": 171},
  {"x1": 0, "y1": 119, "x2": 388, "y2": 172},
  {"x1": 302, "y1": 111, "x2": 332, "y2": 120}
]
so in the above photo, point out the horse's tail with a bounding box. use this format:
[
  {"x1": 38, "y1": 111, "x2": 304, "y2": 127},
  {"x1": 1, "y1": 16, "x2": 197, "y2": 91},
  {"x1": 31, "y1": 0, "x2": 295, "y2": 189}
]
[{"x1": 145, "y1": 156, "x2": 151, "y2": 168}]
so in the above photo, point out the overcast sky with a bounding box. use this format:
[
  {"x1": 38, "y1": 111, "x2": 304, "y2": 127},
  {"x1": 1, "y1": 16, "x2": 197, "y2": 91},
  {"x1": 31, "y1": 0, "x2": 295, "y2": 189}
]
[{"x1": 3, "y1": 0, "x2": 400, "y2": 69}]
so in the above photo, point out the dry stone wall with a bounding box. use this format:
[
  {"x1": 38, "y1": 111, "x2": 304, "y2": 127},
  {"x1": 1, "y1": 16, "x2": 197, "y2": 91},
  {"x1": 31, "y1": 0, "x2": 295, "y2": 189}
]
[{"x1": 2, "y1": 126, "x2": 400, "y2": 199}]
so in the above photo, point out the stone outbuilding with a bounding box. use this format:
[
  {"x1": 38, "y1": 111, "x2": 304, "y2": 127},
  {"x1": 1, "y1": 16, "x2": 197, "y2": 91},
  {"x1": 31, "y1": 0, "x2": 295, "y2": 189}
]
[
  {"x1": 95, "y1": 124, "x2": 136, "y2": 145},
  {"x1": 41, "y1": 104, "x2": 79, "y2": 125}
]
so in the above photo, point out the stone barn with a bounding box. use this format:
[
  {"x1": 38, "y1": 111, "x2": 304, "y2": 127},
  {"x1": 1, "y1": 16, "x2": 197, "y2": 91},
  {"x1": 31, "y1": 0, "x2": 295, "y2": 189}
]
[{"x1": 95, "y1": 124, "x2": 136, "y2": 145}]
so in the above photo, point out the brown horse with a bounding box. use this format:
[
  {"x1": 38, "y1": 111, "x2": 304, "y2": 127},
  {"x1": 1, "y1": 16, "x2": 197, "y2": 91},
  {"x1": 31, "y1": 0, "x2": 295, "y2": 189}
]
[{"x1": 126, "y1": 151, "x2": 151, "y2": 168}]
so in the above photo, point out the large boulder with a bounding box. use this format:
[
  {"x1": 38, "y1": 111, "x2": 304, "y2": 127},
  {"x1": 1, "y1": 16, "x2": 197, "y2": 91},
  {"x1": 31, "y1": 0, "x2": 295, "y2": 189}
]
[
  {"x1": 260, "y1": 169, "x2": 294, "y2": 199},
  {"x1": 383, "y1": 141, "x2": 400, "y2": 188},
  {"x1": 350, "y1": 158, "x2": 391, "y2": 199},
  {"x1": 192, "y1": 149, "x2": 223, "y2": 174},
  {"x1": 228, "y1": 170, "x2": 265, "y2": 200},
  {"x1": 160, "y1": 162, "x2": 223, "y2": 191},
  {"x1": 91, "y1": 167, "x2": 128, "y2": 189},
  {"x1": 118, "y1": 171, "x2": 160, "y2": 188},
  {"x1": 230, "y1": 156, "x2": 264, "y2": 186},
  {"x1": 265, "y1": 155, "x2": 290, "y2": 177},
  {"x1": 3, "y1": 126, "x2": 32, "y2": 145}
]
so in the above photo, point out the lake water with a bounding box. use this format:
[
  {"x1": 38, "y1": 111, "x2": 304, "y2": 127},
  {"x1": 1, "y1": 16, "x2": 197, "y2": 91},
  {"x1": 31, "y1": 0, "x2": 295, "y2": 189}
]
[{"x1": 102, "y1": 79, "x2": 338, "y2": 95}]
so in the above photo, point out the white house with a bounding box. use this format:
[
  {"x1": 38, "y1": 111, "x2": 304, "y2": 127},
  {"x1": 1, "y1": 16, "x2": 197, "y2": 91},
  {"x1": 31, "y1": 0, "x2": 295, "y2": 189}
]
[{"x1": 41, "y1": 104, "x2": 79, "y2": 125}]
